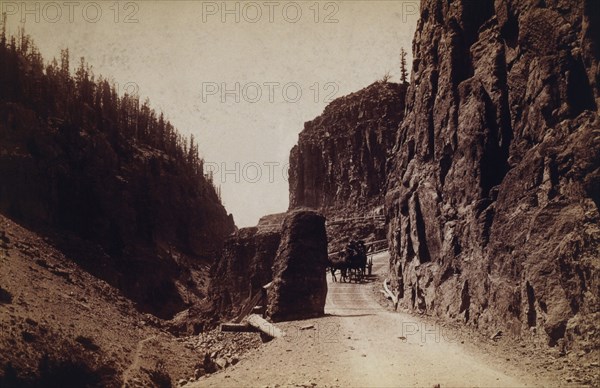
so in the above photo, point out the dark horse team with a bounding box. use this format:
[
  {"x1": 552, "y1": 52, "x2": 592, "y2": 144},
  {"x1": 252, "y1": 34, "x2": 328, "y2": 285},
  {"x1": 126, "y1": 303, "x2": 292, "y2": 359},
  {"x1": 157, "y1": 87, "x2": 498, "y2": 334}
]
[{"x1": 327, "y1": 240, "x2": 369, "y2": 283}]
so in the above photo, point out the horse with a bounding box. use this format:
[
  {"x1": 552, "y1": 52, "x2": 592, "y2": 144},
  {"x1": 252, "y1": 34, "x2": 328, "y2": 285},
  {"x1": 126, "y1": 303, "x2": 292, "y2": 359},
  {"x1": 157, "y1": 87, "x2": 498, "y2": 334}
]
[
  {"x1": 327, "y1": 252, "x2": 349, "y2": 282},
  {"x1": 345, "y1": 241, "x2": 367, "y2": 283}
]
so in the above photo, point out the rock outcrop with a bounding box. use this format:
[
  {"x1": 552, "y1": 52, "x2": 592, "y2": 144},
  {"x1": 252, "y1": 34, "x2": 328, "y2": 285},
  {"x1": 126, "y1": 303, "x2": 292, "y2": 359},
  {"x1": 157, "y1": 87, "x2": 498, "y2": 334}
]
[
  {"x1": 209, "y1": 210, "x2": 328, "y2": 324},
  {"x1": 386, "y1": 0, "x2": 599, "y2": 352},
  {"x1": 267, "y1": 210, "x2": 328, "y2": 322},
  {"x1": 289, "y1": 81, "x2": 407, "y2": 215},
  {"x1": 209, "y1": 224, "x2": 282, "y2": 322}
]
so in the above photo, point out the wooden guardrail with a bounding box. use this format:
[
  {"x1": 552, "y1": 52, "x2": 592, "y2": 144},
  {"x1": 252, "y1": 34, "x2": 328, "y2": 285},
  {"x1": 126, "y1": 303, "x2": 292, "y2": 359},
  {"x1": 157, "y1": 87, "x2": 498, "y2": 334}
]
[
  {"x1": 328, "y1": 239, "x2": 388, "y2": 257},
  {"x1": 259, "y1": 215, "x2": 385, "y2": 229},
  {"x1": 369, "y1": 247, "x2": 390, "y2": 256},
  {"x1": 326, "y1": 215, "x2": 385, "y2": 225}
]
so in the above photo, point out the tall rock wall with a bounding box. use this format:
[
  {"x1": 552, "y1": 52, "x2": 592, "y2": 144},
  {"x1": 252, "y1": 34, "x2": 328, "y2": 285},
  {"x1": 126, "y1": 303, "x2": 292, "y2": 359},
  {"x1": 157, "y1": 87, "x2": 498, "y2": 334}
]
[
  {"x1": 289, "y1": 82, "x2": 407, "y2": 252},
  {"x1": 386, "y1": 0, "x2": 599, "y2": 351},
  {"x1": 289, "y1": 81, "x2": 407, "y2": 215}
]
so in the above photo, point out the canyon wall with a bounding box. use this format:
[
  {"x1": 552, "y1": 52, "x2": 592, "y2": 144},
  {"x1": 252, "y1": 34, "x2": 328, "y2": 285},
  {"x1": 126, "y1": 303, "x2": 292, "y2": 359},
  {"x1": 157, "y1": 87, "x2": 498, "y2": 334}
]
[
  {"x1": 288, "y1": 82, "x2": 407, "y2": 251},
  {"x1": 386, "y1": 0, "x2": 599, "y2": 351},
  {"x1": 289, "y1": 81, "x2": 407, "y2": 216},
  {"x1": 0, "y1": 35, "x2": 237, "y2": 319}
]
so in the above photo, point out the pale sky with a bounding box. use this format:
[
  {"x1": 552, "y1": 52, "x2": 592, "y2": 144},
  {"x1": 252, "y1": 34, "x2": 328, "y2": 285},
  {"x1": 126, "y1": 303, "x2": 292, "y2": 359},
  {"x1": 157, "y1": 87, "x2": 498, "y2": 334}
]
[{"x1": 4, "y1": 1, "x2": 419, "y2": 226}]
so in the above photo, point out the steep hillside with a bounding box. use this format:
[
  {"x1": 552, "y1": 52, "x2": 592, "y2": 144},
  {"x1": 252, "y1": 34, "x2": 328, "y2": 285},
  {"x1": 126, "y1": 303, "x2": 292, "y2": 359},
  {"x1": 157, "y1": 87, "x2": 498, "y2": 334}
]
[
  {"x1": 386, "y1": 0, "x2": 599, "y2": 354},
  {"x1": 0, "y1": 215, "x2": 260, "y2": 386},
  {"x1": 0, "y1": 31, "x2": 235, "y2": 318}
]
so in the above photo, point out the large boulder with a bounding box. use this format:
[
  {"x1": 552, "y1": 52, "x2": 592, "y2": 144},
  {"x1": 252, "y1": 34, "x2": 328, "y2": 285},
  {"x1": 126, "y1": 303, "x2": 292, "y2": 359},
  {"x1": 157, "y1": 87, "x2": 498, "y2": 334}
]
[
  {"x1": 209, "y1": 226, "x2": 282, "y2": 323},
  {"x1": 267, "y1": 210, "x2": 328, "y2": 322}
]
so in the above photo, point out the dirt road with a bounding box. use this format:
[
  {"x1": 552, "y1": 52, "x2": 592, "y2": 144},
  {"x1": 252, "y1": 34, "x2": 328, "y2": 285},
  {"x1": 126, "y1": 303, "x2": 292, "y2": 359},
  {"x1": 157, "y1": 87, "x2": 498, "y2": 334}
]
[{"x1": 196, "y1": 252, "x2": 550, "y2": 387}]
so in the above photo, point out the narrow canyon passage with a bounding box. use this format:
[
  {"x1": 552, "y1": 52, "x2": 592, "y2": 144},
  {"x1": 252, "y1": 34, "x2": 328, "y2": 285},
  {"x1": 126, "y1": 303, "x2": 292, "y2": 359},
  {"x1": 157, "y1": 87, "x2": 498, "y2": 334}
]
[{"x1": 198, "y1": 252, "x2": 548, "y2": 387}]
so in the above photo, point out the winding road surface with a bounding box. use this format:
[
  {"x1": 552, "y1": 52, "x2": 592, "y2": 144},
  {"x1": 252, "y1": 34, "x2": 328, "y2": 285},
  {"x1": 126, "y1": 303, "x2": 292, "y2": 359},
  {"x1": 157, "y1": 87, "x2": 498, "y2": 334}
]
[{"x1": 197, "y1": 252, "x2": 546, "y2": 387}]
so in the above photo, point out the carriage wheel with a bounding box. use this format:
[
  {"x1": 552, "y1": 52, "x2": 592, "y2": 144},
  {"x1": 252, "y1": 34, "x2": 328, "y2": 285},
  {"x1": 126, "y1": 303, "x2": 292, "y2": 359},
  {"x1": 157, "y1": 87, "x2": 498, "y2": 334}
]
[{"x1": 353, "y1": 269, "x2": 362, "y2": 283}]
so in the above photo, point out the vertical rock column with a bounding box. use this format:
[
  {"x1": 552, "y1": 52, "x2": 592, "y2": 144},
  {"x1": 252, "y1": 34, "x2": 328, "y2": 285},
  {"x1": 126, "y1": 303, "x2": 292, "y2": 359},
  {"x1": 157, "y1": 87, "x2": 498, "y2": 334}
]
[{"x1": 267, "y1": 210, "x2": 328, "y2": 322}]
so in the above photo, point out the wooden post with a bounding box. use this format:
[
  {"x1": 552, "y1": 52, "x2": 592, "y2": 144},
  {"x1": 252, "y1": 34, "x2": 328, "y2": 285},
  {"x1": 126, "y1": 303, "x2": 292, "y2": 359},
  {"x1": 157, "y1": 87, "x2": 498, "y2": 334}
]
[
  {"x1": 383, "y1": 278, "x2": 399, "y2": 310},
  {"x1": 261, "y1": 282, "x2": 272, "y2": 318},
  {"x1": 245, "y1": 314, "x2": 285, "y2": 338}
]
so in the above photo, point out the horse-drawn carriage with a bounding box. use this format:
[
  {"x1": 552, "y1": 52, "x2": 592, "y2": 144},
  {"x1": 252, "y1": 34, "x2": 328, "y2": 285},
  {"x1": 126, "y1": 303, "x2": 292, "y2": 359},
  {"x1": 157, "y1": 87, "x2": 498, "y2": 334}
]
[{"x1": 327, "y1": 240, "x2": 372, "y2": 283}]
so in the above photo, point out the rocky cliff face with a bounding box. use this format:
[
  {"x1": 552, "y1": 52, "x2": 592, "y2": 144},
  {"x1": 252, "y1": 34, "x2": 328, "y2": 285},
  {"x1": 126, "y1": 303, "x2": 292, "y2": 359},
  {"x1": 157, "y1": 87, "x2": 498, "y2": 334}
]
[
  {"x1": 386, "y1": 0, "x2": 599, "y2": 352},
  {"x1": 289, "y1": 81, "x2": 407, "y2": 215}
]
